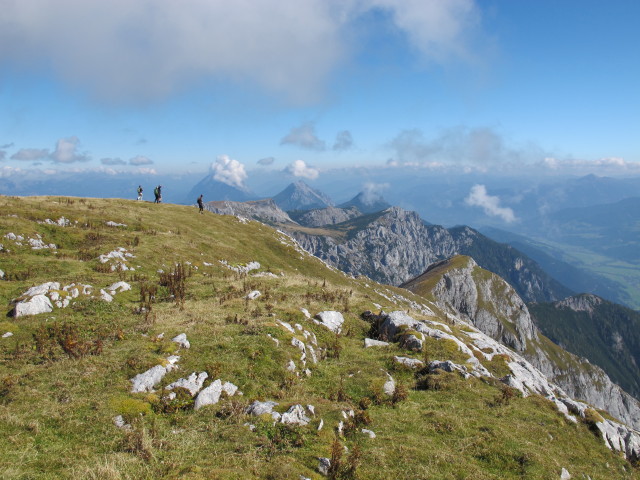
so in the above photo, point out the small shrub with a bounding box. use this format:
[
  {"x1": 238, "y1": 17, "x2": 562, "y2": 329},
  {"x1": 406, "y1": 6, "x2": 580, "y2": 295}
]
[
  {"x1": 391, "y1": 383, "x2": 409, "y2": 406},
  {"x1": 256, "y1": 422, "x2": 306, "y2": 455},
  {"x1": 489, "y1": 385, "x2": 519, "y2": 407},
  {"x1": 156, "y1": 387, "x2": 194, "y2": 414},
  {"x1": 120, "y1": 423, "x2": 154, "y2": 462},
  {"x1": 415, "y1": 370, "x2": 458, "y2": 391}
]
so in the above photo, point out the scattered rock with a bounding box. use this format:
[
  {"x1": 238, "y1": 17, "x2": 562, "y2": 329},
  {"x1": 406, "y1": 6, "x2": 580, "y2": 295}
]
[
  {"x1": 166, "y1": 372, "x2": 208, "y2": 396},
  {"x1": 13, "y1": 294, "x2": 53, "y2": 317},
  {"x1": 245, "y1": 290, "x2": 261, "y2": 300},
  {"x1": 361, "y1": 428, "x2": 376, "y2": 438},
  {"x1": 246, "y1": 400, "x2": 281, "y2": 421},
  {"x1": 131, "y1": 365, "x2": 171, "y2": 393},
  {"x1": 107, "y1": 281, "x2": 132, "y2": 293},
  {"x1": 0, "y1": 269, "x2": 4, "y2": 279},
  {"x1": 194, "y1": 379, "x2": 239, "y2": 410},
  {"x1": 2, "y1": 332, "x2": 13, "y2": 338},
  {"x1": 287, "y1": 360, "x2": 297, "y2": 372},
  {"x1": 277, "y1": 320, "x2": 295, "y2": 334},
  {"x1": 383, "y1": 373, "x2": 396, "y2": 396},
  {"x1": 100, "y1": 289, "x2": 114, "y2": 302},
  {"x1": 560, "y1": 467, "x2": 571, "y2": 479},
  {"x1": 314, "y1": 311, "x2": 344, "y2": 333},
  {"x1": 105, "y1": 221, "x2": 127, "y2": 227},
  {"x1": 300, "y1": 308, "x2": 311, "y2": 319},
  {"x1": 307, "y1": 405, "x2": 315, "y2": 416},
  {"x1": 244, "y1": 422, "x2": 256, "y2": 431},
  {"x1": 280, "y1": 404, "x2": 311, "y2": 425},
  {"x1": 113, "y1": 415, "x2": 132, "y2": 430},
  {"x1": 318, "y1": 457, "x2": 331, "y2": 476},
  {"x1": 317, "y1": 419, "x2": 324, "y2": 431},
  {"x1": 364, "y1": 338, "x2": 389, "y2": 348},
  {"x1": 394, "y1": 356, "x2": 424, "y2": 369},
  {"x1": 171, "y1": 333, "x2": 190, "y2": 349},
  {"x1": 399, "y1": 333, "x2": 424, "y2": 351}
]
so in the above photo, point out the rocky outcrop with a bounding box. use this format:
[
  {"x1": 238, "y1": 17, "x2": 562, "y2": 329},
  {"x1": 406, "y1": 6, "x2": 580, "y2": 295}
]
[
  {"x1": 289, "y1": 207, "x2": 570, "y2": 303},
  {"x1": 403, "y1": 257, "x2": 640, "y2": 431},
  {"x1": 205, "y1": 199, "x2": 295, "y2": 225}
]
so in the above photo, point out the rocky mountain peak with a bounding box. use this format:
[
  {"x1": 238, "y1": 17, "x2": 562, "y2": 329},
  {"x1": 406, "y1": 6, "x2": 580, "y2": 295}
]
[
  {"x1": 339, "y1": 190, "x2": 391, "y2": 214},
  {"x1": 555, "y1": 293, "x2": 603, "y2": 313},
  {"x1": 272, "y1": 181, "x2": 333, "y2": 211}
]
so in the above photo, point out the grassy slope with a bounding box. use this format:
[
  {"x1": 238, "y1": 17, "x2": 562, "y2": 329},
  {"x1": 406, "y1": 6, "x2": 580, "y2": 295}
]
[{"x1": 0, "y1": 196, "x2": 637, "y2": 479}]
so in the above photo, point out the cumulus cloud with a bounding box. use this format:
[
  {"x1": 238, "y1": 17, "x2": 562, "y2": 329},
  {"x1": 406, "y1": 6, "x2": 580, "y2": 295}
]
[
  {"x1": 284, "y1": 159, "x2": 320, "y2": 180},
  {"x1": 211, "y1": 154, "x2": 248, "y2": 190},
  {"x1": 11, "y1": 148, "x2": 50, "y2": 161},
  {"x1": 280, "y1": 122, "x2": 326, "y2": 151},
  {"x1": 101, "y1": 157, "x2": 127, "y2": 166},
  {"x1": 51, "y1": 136, "x2": 90, "y2": 163},
  {"x1": 0, "y1": 1, "x2": 485, "y2": 103},
  {"x1": 257, "y1": 156, "x2": 275, "y2": 166},
  {"x1": 360, "y1": 182, "x2": 389, "y2": 205},
  {"x1": 465, "y1": 184, "x2": 516, "y2": 223},
  {"x1": 129, "y1": 155, "x2": 153, "y2": 166},
  {"x1": 333, "y1": 130, "x2": 354, "y2": 151}
]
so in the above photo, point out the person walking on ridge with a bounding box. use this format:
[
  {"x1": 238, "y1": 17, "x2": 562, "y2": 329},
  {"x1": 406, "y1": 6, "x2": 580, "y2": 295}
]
[
  {"x1": 137, "y1": 185, "x2": 143, "y2": 201},
  {"x1": 154, "y1": 185, "x2": 162, "y2": 203},
  {"x1": 197, "y1": 194, "x2": 204, "y2": 214}
]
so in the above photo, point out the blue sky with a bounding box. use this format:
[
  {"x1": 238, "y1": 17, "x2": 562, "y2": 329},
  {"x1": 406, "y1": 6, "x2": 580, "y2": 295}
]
[{"x1": 1, "y1": 0, "x2": 639, "y2": 188}]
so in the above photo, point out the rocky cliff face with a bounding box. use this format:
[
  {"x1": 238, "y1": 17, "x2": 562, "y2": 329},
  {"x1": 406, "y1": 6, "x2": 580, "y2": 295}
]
[
  {"x1": 205, "y1": 199, "x2": 295, "y2": 225},
  {"x1": 290, "y1": 206, "x2": 571, "y2": 303},
  {"x1": 402, "y1": 255, "x2": 640, "y2": 430},
  {"x1": 290, "y1": 206, "x2": 362, "y2": 227}
]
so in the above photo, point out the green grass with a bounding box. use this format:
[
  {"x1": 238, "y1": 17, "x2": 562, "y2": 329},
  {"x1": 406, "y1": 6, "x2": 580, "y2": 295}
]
[{"x1": 0, "y1": 196, "x2": 637, "y2": 479}]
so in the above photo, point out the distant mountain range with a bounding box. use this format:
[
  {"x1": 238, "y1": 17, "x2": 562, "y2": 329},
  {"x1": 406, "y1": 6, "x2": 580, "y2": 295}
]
[{"x1": 271, "y1": 181, "x2": 333, "y2": 211}]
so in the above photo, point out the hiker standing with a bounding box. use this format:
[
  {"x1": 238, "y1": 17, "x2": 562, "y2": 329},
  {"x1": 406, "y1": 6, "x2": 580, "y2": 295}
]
[
  {"x1": 197, "y1": 194, "x2": 204, "y2": 214},
  {"x1": 137, "y1": 185, "x2": 143, "y2": 201},
  {"x1": 157, "y1": 185, "x2": 162, "y2": 203},
  {"x1": 154, "y1": 185, "x2": 161, "y2": 203}
]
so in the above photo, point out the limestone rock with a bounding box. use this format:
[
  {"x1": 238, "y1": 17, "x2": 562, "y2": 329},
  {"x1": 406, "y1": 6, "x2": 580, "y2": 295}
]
[
  {"x1": 280, "y1": 404, "x2": 310, "y2": 425},
  {"x1": 246, "y1": 400, "x2": 281, "y2": 421},
  {"x1": 383, "y1": 374, "x2": 395, "y2": 396},
  {"x1": 399, "y1": 333, "x2": 423, "y2": 351},
  {"x1": 394, "y1": 356, "x2": 424, "y2": 369},
  {"x1": 245, "y1": 290, "x2": 261, "y2": 300},
  {"x1": 314, "y1": 311, "x2": 344, "y2": 333},
  {"x1": 107, "y1": 281, "x2": 131, "y2": 293},
  {"x1": 166, "y1": 372, "x2": 208, "y2": 396},
  {"x1": 14, "y1": 294, "x2": 53, "y2": 317},
  {"x1": 560, "y1": 467, "x2": 571, "y2": 479},
  {"x1": 318, "y1": 457, "x2": 331, "y2": 476},
  {"x1": 361, "y1": 428, "x2": 376, "y2": 438},
  {"x1": 171, "y1": 333, "x2": 190, "y2": 349},
  {"x1": 364, "y1": 338, "x2": 389, "y2": 348},
  {"x1": 130, "y1": 365, "x2": 169, "y2": 393}
]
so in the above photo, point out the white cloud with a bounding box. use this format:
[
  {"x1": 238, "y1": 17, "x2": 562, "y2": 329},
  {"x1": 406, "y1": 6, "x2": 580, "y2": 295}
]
[
  {"x1": 211, "y1": 154, "x2": 248, "y2": 190},
  {"x1": 129, "y1": 155, "x2": 153, "y2": 166},
  {"x1": 284, "y1": 159, "x2": 320, "y2": 180},
  {"x1": 0, "y1": 1, "x2": 485, "y2": 103},
  {"x1": 361, "y1": 182, "x2": 389, "y2": 205},
  {"x1": 281, "y1": 122, "x2": 326, "y2": 151},
  {"x1": 333, "y1": 130, "x2": 353, "y2": 151},
  {"x1": 465, "y1": 184, "x2": 516, "y2": 223},
  {"x1": 51, "y1": 136, "x2": 89, "y2": 163}
]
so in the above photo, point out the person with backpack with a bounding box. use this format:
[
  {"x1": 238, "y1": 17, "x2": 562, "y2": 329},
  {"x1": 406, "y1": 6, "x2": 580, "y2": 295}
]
[
  {"x1": 197, "y1": 194, "x2": 204, "y2": 214},
  {"x1": 137, "y1": 185, "x2": 143, "y2": 201},
  {"x1": 154, "y1": 185, "x2": 162, "y2": 203}
]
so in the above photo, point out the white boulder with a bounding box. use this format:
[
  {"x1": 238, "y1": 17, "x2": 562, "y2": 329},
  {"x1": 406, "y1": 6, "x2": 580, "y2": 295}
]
[
  {"x1": 364, "y1": 338, "x2": 389, "y2": 348},
  {"x1": 280, "y1": 404, "x2": 310, "y2": 425},
  {"x1": 130, "y1": 365, "x2": 170, "y2": 393},
  {"x1": 171, "y1": 333, "x2": 190, "y2": 349},
  {"x1": 314, "y1": 311, "x2": 344, "y2": 333},
  {"x1": 245, "y1": 290, "x2": 261, "y2": 300},
  {"x1": 394, "y1": 356, "x2": 424, "y2": 369},
  {"x1": 14, "y1": 294, "x2": 53, "y2": 317}
]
